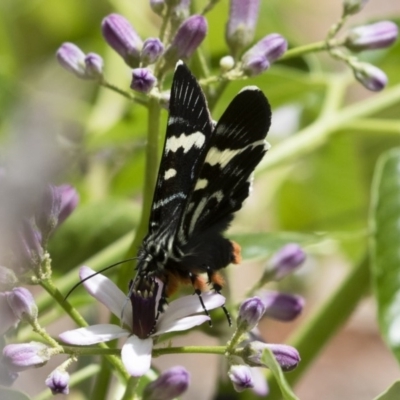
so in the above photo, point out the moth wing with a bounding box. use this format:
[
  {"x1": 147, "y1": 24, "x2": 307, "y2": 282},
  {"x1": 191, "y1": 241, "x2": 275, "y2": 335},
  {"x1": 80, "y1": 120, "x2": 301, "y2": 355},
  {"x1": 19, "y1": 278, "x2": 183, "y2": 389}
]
[
  {"x1": 179, "y1": 86, "x2": 271, "y2": 243},
  {"x1": 148, "y1": 62, "x2": 213, "y2": 236}
]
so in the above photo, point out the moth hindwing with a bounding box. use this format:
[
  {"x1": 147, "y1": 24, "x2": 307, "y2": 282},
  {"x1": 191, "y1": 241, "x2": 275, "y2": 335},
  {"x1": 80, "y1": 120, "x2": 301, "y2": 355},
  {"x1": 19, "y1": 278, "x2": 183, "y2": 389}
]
[{"x1": 136, "y1": 61, "x2": 271, "y2": 308}]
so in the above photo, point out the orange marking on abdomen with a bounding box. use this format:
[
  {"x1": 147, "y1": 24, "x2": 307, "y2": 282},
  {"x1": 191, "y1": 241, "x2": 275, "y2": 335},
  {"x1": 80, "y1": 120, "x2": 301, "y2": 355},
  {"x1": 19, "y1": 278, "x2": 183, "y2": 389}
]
[
  {"x1": 231, "y1": 241, "x2": 242, "y2": 264},
  {"x1": 210, "y1": 271, "x2": 225, "y2": 289}
]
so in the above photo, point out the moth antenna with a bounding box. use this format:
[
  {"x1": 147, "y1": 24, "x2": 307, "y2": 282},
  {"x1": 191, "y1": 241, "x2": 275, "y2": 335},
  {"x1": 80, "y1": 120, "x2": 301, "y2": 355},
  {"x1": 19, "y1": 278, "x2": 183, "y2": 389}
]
[{"x1": 64, "y1": 257, "x2": 139, "y2": 301}]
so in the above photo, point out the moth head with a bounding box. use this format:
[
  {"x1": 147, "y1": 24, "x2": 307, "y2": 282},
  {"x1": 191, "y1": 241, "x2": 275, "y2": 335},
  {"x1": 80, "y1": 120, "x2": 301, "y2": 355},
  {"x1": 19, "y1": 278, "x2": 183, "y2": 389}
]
[{"x1": 139, "y1": 242, "x2": 168, "y2": 275}]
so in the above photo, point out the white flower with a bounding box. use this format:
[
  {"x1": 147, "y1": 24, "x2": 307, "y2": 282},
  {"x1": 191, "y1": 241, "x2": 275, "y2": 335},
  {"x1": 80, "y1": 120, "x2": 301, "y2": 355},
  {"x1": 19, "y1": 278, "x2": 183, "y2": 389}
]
[{"x1": 59, "y1": 266, "x2": 225, "y2": 376}]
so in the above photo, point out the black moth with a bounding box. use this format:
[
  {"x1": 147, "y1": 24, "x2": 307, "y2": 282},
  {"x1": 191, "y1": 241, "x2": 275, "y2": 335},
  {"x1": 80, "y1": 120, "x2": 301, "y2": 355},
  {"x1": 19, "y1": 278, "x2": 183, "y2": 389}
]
[{"x1": 134, "y1": 61, "x2": 271, "y2": 321}]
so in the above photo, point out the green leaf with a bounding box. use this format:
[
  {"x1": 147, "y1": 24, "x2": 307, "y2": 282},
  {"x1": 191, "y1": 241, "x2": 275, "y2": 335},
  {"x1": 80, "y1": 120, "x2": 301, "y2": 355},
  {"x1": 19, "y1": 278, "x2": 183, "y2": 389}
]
[
  {"x1": 0, "y1": 387, "x2": 31, "y2": 400},
  {"x1": 370, "y1": 148, "x2": 400, "y2": 364},
  {"x1": 262, "y1": 348, "x2": 299, "y2": 400},
  {"x1": 373, "y1": 380, "x2": 400, "y2": 400},
  {"x1": 230, "y1": 231, "x2": 324, "y2": 261}
]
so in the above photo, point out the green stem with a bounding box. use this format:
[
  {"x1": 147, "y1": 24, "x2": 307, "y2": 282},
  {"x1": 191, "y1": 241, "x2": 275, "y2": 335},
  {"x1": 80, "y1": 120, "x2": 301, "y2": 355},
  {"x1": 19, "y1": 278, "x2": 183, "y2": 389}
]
[
  {"x1": 153, "y1": 345, "x2": 226, "y2": 357},
  {"x1": 258, "y1": 82, "x2": 400, "y2": 173},
  {"x1": 266, "y1": 256, "x2": 370, "y2": 399},
  {"x1": 101, "y1": 80, "x2": 147, "y2": 106},
  {"x1": 40, "y1": 279, "x2": 89, "y2": 328},
  {"x1": 341, "y1": 118, "x2": 400, "y2": 135},
  {"x1": 121, "y1": 97, "x2": 161, "y2": 281},
  {"x1": 121, "y1": 377, "x2": 141, "y2": 400},
  {"x1": 280, "y1": 41, "x2": 327, "y2": 61}
]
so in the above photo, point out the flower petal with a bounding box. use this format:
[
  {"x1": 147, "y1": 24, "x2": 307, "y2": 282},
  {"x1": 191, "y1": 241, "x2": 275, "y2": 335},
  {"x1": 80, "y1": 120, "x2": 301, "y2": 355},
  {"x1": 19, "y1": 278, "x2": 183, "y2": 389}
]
[
  {"x1": 59, "y1": 324, "x2": 128, "y2": 345},
  {"x1": 121, "y1": 335, "x2": 153, "y2": 376},
  {"x1": 159, "y1": 292, "x2": 225, "y2": 326},
  {"x1": 79, "y1": 266, "x2": 132, "y2": 328},
  {"x1": 156, "y1": 315, "x2": 211, "y2": 335}
]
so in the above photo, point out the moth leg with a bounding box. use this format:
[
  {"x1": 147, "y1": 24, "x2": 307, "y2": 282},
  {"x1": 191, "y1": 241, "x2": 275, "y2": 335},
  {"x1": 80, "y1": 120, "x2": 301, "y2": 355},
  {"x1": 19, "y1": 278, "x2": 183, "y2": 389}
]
[
  {"x1": 156, "y1": 276, "x2": 170, "y2": 320},
  {"x1": 189, "y1": 271, "x2": 212, "y2": 327},
  {"x1": 207, "y1": 268, "x2": 232, "y2": 327}
]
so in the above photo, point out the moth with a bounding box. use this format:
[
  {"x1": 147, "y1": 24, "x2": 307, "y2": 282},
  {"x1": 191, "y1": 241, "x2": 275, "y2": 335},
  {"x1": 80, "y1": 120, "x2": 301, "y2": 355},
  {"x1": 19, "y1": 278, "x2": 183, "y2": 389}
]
[{"x1": 134, "y1": 61, "x2": 271, "y2": 318}]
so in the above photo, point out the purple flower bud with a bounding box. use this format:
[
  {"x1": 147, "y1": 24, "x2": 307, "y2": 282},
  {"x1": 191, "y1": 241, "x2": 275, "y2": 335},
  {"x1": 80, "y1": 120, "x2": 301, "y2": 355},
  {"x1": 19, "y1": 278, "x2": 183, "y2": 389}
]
[
  {"x1": 0, "y1": 266, "x2": 18, "y2": 291},
  {"x1": 264, "y1": 243, "x2": 305, "y2": 281},
  {"x1": 244, "y1": 342, "x2": 300, "y2": 371},
  {"x1": 228, "y1": 364, "x2": 254, "y2": 392},
  {"x1": 141, "y1": 38, "x2": 164, "y2": 66},
  {"x1": 102, "y1": 14, "x2": 143, "y2": 68},
  {"x1": 7, "y1": 287, "x2": 38, "y2": 322},
  {"x1": 343, "y1": 0, "x2": 369, "y2": 15},
  {"x1": 237, "y1": 297, "x2": 266, "y2": 331},
  {"x1": 150, "y1": 0, "x2": 165, "y2": 15},
  {"x1": 85, "y1": 53, "x2": 104, "y2": 79},
  {"x1": 143, "y1": 366, "x2": 190, "y2": 400},
  {"x1": 164, "y1": 15, "x2": 208, "y2": 63},
  {"x1": 45, "y1": 369, "x2": 70, "y2": 395},
  {"x1": 242, "y1": 55, "x2": 270, "y2": 76},
  {"x1": 225, "y1": 0, "x2": 260, "y2": 56},
  {"x1": 57, "y1": 185, "x2": 79, "y2": 226},
  {"x1": 3, "y1": 342, "x2": 51, "y2": 372},
  {"x1": 242, "y1": 34, "x2": 287, "y2": 76},
  {"x1": 352, "y1": 61, "x2": 388, "y2": 92},
  {"x1": 130, "y1": 68, "x2": 157, "y2": 93},
  {"x1": 345, "y1": 21, "x2": 398, "y2": 52},
  {"x1": 0, "y1": 292, "x2": 20, "y2": 335},
  {"x1": 260, "y1": 291, "x2": 304, "y2": 322},
  {"x1": 56, "y1": 43, "x2": 88, "y2": 79}
]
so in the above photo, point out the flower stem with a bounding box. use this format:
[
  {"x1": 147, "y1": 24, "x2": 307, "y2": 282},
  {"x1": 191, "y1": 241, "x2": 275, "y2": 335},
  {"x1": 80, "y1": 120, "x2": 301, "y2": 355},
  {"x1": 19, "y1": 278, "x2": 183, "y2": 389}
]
[
  {"x1": 121, "y1": 97, "x2": 161, "y2": 280},
  {"x1": 101, "y1": 80, "x2": 147, "y2": 106},
  {"x1": 153, "y1": 345, "x2": 226, "y2": 356},
  {"x1": 121, "y1": 377, "x2": 141, "y2": 400},
  {"x1": 280, "y1": 41, "x2": 328, "y2": 61},
  {"x1": 258, "y1": 82, "x2": 400, "y2": 173},
  {"x1": 40, "y1": 278, "x2": 89, "y2": 328}
]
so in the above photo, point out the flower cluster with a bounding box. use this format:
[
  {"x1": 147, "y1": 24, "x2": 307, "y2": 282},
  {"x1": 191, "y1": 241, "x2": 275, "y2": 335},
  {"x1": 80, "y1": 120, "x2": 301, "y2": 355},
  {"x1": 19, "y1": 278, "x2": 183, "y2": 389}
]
[
  {"x1": 0, "y1": 184, "x2": 78, "y2": 391},
  {"x1": 225, "y1": 244, "x2": 305, "y2": 394},
  {"x1": 326, "y1": 1, "x2": 398, "y2": 91},
  {"x1": 57, "y1": 9, "x2": 210, "y2": 95}
]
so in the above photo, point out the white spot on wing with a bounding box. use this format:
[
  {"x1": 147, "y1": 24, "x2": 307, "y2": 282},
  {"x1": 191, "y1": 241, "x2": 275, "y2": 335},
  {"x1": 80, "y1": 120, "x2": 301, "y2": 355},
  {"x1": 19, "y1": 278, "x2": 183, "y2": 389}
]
[
  {"x1": 205, "y1": 139, "x2": 266, "y2": 169},
  {"x1": 165, "y1": 131, "x2": 206, "y2": 153},
  {"x1": 194, "y1": 178, "x2": 208, "y2": 190},
  {"x1": 164, "y1": 168, "x2": 177, "y2": 180}
]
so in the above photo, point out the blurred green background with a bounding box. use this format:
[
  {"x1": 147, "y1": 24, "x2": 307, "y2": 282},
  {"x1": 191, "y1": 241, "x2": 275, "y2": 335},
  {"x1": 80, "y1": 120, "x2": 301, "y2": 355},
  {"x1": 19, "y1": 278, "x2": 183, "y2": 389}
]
[{"x1": 1, "y1": 0, "x2": 399, "y2": 399}]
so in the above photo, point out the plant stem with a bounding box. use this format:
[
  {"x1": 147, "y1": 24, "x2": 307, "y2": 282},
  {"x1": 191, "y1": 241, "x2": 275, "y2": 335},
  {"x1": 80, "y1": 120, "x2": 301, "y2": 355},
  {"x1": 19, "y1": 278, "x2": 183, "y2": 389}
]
[
  {"x1": 153, "y1": 345, "x2": 226, "y2": 357},
  {"x1": 258, "y1": 82, "x2": 400, "y2": 173},
  {"x1": 121, "y1": 377, "x2": 141, "y2": 400},
  {"x1": 280, "y1": 41, "x2": 328, "y2": 61},
  {"x1": 121, "y1": 97, "x2": 161, "y2": 281}
]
